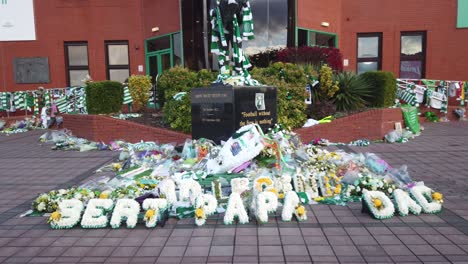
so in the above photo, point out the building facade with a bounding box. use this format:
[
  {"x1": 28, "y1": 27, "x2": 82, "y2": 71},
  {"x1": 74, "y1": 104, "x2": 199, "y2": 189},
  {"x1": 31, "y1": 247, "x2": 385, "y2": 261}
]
[{"x1": 0, "y1": 0, "x2": 467, "y2": 92}]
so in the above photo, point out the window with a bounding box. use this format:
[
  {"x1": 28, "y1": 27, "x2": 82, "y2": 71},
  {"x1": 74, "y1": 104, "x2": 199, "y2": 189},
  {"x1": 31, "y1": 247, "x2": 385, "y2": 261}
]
[
  {"x1": 458, "y1": 0, "x2": 468, "y2": 28},
  {"x1": 64, "y1": 42, "x2": 89, "y2": 87},
  {"x1": 400, "y1": 32, "x2": 426, "y2": 79},
  {"x1": 106, "y1": 41, "x2": 130, "y2": 83},
  {"x1": 298, "y1": 28, "x2": 337, "y2": 48},
  {"x1": 357, "y1": 33, "x2": 382, "y2": 74}
]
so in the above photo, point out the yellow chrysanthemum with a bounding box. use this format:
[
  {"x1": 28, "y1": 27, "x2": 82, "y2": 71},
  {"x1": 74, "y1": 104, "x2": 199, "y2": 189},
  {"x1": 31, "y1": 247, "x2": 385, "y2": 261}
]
[
  {"x1": 278, "y1": 193, "x2": 285, "y2": 199},
  {"x1": 373, "y1": 198, "x2": 383, "y2": 208},
  {"x1": 268, "y1": 188, "x2": 278, "y2": 195},
  {"x1": 50, "y1": 211, "x2": 61, "y2": 222},
  {"x1": 257, "y1": 178, "x2": 273, "y2": 186},
  {"x1": 314, "y1": 197, "x2": 324, "y2": 202},
  {"x1": 296, "y1": 205, "x2": 305, "y2": 217},
  {"x1": 195, "y1": 208, "x2": 204, "y2": 219},
  {"x1": 326, "y1": 189, "x2": 332, "y2": 195},
  {"x1": 432, "y1": 192, "x2": 443, "y2": 201},
  {"x1": 112, "y1": 163, "x2": 122, "y2": 171},
  {"x1": 99, "y1": 192, "x2": 109, "y2": 199},
  {"x1": 144, "y1": 209, "x2": 156, "y2": 221}
]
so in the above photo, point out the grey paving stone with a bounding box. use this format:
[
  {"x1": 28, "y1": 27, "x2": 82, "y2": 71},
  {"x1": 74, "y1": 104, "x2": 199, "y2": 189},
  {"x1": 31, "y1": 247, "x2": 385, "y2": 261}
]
[
  {"x1": 209, "y1": 246, "x2": 234, "y2": 257},
  {"x1": 407, "y1": 244, "x2": 441, "y2": 255},
  {"x1": 156, "y1": 256, "x2": 183, "y2": 263},
  {"x1": 258, "y1": 235, "x2": 281, "y2": 245},
  {"x1": 232, "y1": 255, "x2": 258, "y2": 263},
  {"x1": 398, "y1": 234, "x2": 428, "y2": 245},
  {"x1": 381, "y1": 244, "x2": 414, "y2": 256},
  {"x1": 211, "y1": 235, "x2": 234, "y2": 246},
  {"x1": 327, "y1": 235, "x2": 354, "y2": 245},
  {"x1": 332, "y1": 245, "x2": 362, "y2": 256},
  {"x1": 280, "y1": 235, "x2": 305, "y2": 245},
  {"x1": 165, "y1": 236, "x2": 190, "y2": 246},
  {"x1": 350, "y1": 235, "x2": 378, "y2": 245},
  {"x1": 259, "y1": 245, "x2": 283, "y2": 256},
  {"x1": 303, "y1": 235, "x2": 329, "y2": 245},
  {"x1": 235, "y1": 235, "x2": 257, "y2": 246},
  {"x1": 259, "y1": 256, "x2": 285, "y2": 263},
  {"x1": 234, "y1": 245, "x2": 258, "y2": 256},
  {"x1": 61, "y1": 246, "x2": 92, "y2": 257},
  {"x1": 283, "y1": 245, "x2": 308, "y2": 256},
  {"x1": 307, "y1": 245, "x2": 335, "y2": 256},
  {"x1": 184, "y1": 246, "x2": 210, "y2": 257},
  {"x1": 432, "y1": 244, "x2": 467, "y2": 255},
  {"x1": 160, "y1": 246, "x2": 186, "y2": 257},
  {"x1": 192, "y1": 228, "x2": 214, "y2": 237},
  {"x1": 300, "y1": 227, "x2": 324, "y2": 236},
  {"x1": 86, "y1": 246, "x2": 115, "y2": 257},
  {"x1": 374, "y1": 234, "x2": 403, "y2": 245},
  {"x1": 134, "y1": 246, "x2": 163, "y2": 257}
]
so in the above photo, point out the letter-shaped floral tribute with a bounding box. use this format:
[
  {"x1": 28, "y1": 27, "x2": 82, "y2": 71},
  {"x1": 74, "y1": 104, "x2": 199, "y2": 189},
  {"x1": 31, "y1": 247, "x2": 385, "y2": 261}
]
[
  {"x1": 142, "y1": 198, "x2": 168, "y2": 228},
  {"x1": 49, "y1": 199, "x2": 84, "y2": 229},
  {"x1": 409, "y1": 186, "x2": 443, "y2": 214},
  {"x1": 393, "y1": 189, "x2": 421, "y2": 216},
  {"x1": 362, "y1": 190, "x2": 395, "y2": 220},
  {"x1": 224, "y1": 193, "x2": 249, "y2": 225},
  {"x1": 159, "y1": 179, "x2": 177, "y2": 205},
  {"x1": 110, "y1": 199, "x2": 140, "y2": 229},
  {"x1": 255, "y1": 191, "x2": 278, "y2": 223},
  {"x1": 178, "y1": 179, "x2": 202, "y2": 205},
  {"x1": 81, "y1": 199, "x2": 114, "y2": 228},
  {"x1": 282, "y1": 191, "x2": 307, "y2": 222},
  {"x1": 194, "y1": 194, "x2": 218, "y2": 226},
  {"x1": 231, "y1": 178, "x2": 249, "y2": 194}
]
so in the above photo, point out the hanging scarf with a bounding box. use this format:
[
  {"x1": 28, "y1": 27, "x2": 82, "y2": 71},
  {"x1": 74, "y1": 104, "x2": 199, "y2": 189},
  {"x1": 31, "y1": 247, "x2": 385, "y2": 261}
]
[{"x1": 123, "y1": 86, "x2": 133, "y2": 105}]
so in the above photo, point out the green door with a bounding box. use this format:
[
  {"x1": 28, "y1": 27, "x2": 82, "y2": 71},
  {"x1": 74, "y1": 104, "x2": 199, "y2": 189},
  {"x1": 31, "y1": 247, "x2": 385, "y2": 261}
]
[{"x1": 146, "y1": 50, "x2": 172, "y2": 84}]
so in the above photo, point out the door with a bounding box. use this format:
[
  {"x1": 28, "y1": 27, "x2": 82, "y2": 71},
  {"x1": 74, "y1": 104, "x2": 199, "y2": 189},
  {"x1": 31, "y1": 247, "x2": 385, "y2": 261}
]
[{"x1": 146, "y1": 50, "x2": 172, "y2": 108}]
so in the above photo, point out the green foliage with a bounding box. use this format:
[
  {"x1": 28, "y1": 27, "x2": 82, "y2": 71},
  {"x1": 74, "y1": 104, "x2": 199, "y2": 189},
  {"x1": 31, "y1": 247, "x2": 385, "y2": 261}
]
[
  {"x1": 333, "y1": 71, "x2": 373, "y2": 111},
  {"x1": 360, "y1": 71, "x2": 397, "y2": 107},
  {"x1": 161, "y1": 68, "x2": 216, "y2": 133},
  {"x1": 251, "y1": 62, "x2": 311, "y2": 129},
  {"x1": 85, "y1": 81, "x2": 123, "y2": 114},
  {"x1": 128, "y1": 75, "x2": 152, "y2": 111},
  {"x1": 318, "y1": 64, "x2": 340, "y2": 100}
]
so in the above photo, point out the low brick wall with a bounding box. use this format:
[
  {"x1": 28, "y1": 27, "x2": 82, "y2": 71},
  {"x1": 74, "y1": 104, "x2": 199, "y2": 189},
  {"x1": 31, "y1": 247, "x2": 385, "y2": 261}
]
[
  {"x1": 61, "y1": 114, "x2": 190, "y2": 144},
  {"x1": 294, "y1": 108, "x2": 404, "y2": 143}
]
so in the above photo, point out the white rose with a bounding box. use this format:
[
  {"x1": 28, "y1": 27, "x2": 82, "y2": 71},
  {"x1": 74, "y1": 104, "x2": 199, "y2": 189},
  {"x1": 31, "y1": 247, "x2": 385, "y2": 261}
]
[
  {"x1": 58, "y1": 189, "x2": 67, "y2": 196},
  {"x1": 74, "y1": 193, "x2": 82, "y2": 200},
  {"x1": 388, "y1": 188, "x2": 393, "y2": 194},
  {"x1": 38, "y1": 202, "x2": 46, "y2": 212},
  {"x1": 89, "y1": 192, "x2": 95, "y2": 198},
  {"x1": 371, "y1": 186, "x2": 377, "y2": 191}
]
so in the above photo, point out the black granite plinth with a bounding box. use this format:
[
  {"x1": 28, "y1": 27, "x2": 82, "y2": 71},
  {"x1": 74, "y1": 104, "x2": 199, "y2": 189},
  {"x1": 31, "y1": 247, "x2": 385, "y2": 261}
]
[{"x1": 191, "y1": 85, "x2": 277, "y2": 143}]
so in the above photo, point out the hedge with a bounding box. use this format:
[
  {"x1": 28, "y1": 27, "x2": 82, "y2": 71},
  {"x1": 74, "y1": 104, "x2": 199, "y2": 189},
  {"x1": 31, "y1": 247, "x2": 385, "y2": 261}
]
[
  {"x1": 360, "y1": 71, "x2": 397, "y2": 108},
  {"x1": 85, "y1": 81, "x2": 123, "y2": 114}
]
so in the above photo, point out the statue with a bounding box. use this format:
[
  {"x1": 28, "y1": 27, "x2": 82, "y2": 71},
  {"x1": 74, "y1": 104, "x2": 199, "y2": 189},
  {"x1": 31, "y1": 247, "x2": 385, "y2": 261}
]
[{"x1": 210, "y1": 0, "x2": 259, "y2": 86}]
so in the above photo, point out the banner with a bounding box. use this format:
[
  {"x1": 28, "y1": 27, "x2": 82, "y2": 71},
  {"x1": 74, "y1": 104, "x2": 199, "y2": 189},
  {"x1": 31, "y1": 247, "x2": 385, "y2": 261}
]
[{"x1": 0, "y1": 0, "x2": 36, "y2": 41}]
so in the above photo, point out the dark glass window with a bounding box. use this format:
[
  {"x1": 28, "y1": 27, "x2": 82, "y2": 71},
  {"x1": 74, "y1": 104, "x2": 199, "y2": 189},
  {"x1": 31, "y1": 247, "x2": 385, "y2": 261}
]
[
  {"x1": 357, "y1": 33, "x2": 382, "y2": 74},
  {"x1": 400, "y1": 32, "x2": 426, "y2": 79},
  {"x1": 147, "y1": 36, "x2": 171, "y2": 53},
  {"x1": 106, "y1": 41, "x2": 130, "y2": 83},
  {"x1": 297, "y1": 29, "x2": 336, "y2": 48},
  {"x1": 64, "y1": 42, "x2": 89, "y2": 87}
]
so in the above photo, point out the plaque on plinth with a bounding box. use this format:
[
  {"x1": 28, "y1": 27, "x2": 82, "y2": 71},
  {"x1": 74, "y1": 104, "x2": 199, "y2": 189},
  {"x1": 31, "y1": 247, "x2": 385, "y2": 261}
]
[{"x1": 191, "y1": 85, "x2": 277, "y2": 143}]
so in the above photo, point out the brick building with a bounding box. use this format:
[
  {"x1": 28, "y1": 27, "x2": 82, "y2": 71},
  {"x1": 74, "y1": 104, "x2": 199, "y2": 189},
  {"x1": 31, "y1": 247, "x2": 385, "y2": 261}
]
[{"x1": 0, "y1": 0, "x2": 467, "y2": 93}]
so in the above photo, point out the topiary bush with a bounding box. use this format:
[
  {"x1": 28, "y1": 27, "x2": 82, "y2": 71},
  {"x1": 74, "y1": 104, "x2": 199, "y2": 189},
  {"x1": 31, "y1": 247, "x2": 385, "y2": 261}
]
[
  {"x1": 251, "y1": 62, "x2": 311, "y2": 129},
  {"x1": 85, "y1": 81, "x2": 123, "y2": 114},
  {"x1": 161, "y1": 68, "x2": 216, "y2": 133},
  {"x1": 360, "y1": 71, "x2": 397, "y2": 107},
  {"x1": 128, "y1": 75, "x2": 152, "y2": 111},
  {"x1": 333, "y1": 71, "x2": 373, "y2": 111}
]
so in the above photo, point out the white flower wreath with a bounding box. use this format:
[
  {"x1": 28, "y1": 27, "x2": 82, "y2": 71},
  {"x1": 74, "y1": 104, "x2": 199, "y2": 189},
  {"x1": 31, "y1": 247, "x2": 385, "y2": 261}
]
[
  {"x1": 282, "y1": 191, "x2": 307, "y2": 222},
  {"x1": 81, "y1": 199, "x2": 114, "y2": 228},
  {"x1": 224, "y1": 193, "x2": 249, "y2": 225},
  {"x1": 194, "y1": 194, "x2": 218, "y2": 226},
  {"x1": 231, "y1": 178, "x2": 249, "y2": 194},
  {"x1": 142, "y1": 198, "x2": 168, "y2": 228},
  {"x1": 49, "y1": 199, "x2": 84, "y2": 229},
  {"x1": 159, "y1": 179, "x2": 177, "y2": 205},
  {"x1": 255, "y1": 191, "x2": 278, "y2": 223},
  {"x1": 362, "y1": 190, "x2": 394, "y2": 220},
  {"x1": 178, "y1": 179, "x2": 202, "y2": 205},
  {"x1": 409, "y1": 186, "x2": 442, "y2": 214},
  {"x1": 393, "y1": 189, "x2": 421, "y2": 216},
  {"x1": 110, "y1": 199, "x2": 140, "y2": 229}
]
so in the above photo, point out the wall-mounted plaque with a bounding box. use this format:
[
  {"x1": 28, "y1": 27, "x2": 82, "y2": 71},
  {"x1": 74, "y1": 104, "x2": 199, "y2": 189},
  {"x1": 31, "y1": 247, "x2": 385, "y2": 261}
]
[{"x1": 13, "y1": 57, "x2": 50, "y2": 84}]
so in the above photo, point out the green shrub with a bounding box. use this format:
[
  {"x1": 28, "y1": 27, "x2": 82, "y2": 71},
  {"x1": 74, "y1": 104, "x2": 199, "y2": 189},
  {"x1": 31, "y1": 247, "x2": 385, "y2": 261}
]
[
  {"x1": 333, "y1": 71, "x2": 373, "y2": 111},
  {"x1": 251, "y1": 62, "x2": 310, "y2": 129},
  {"x1": 318, "y1": 64, "x2": 340, "y2": 100},
  {"x1": 360, "y1": 71, "x2": 397, "y2": 107},
  {"x1": 128, "y1": 75, "x2": 152, "y2": 111},
  {"x1": 161, "y1": 68, "x2": 215, "y2": 133},
  {"x1": 85, "y1": 81, "x2": 123, "y2": 114}
]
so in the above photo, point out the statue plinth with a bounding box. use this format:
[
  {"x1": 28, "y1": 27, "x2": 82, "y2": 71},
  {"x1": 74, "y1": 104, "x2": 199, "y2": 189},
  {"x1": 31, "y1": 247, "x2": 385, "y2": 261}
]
[{"x1": 191, "y1": 85, "x2": 277, "y2": 143}]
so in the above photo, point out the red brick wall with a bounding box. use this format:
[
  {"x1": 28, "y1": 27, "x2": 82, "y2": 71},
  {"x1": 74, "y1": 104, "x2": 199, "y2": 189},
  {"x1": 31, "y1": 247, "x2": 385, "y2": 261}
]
[
  {"x1": 0, "y1": 0, "x2": 178, "y2": 93},
  {"x1": 60, "y1": 114, "x2": 189, "y2": 144},
  {"x1": 294, "y1": 108, "x2": 404, "y2": 143},
  {"x1": 339, "y1": 0, "x2": 468, "y2": 80},
  {"x1": 297, "y1": 0, "x2": 342, "y2": 36}
]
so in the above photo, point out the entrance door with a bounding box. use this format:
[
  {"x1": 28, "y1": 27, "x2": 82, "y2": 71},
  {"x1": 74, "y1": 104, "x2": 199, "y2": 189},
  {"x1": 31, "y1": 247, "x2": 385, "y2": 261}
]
[{"x1": 147, "y1": 50, "x2": 172, "y2": 84}]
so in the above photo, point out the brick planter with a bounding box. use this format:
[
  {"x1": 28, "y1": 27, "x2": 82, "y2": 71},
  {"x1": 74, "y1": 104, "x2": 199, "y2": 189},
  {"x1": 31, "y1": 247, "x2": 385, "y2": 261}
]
[
  {"x1": 60, "y1": 114, "x2": 189, "y2": 144},
  {"x1": 294, "y1": 108, "x2": 404, "y2": 143}
]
